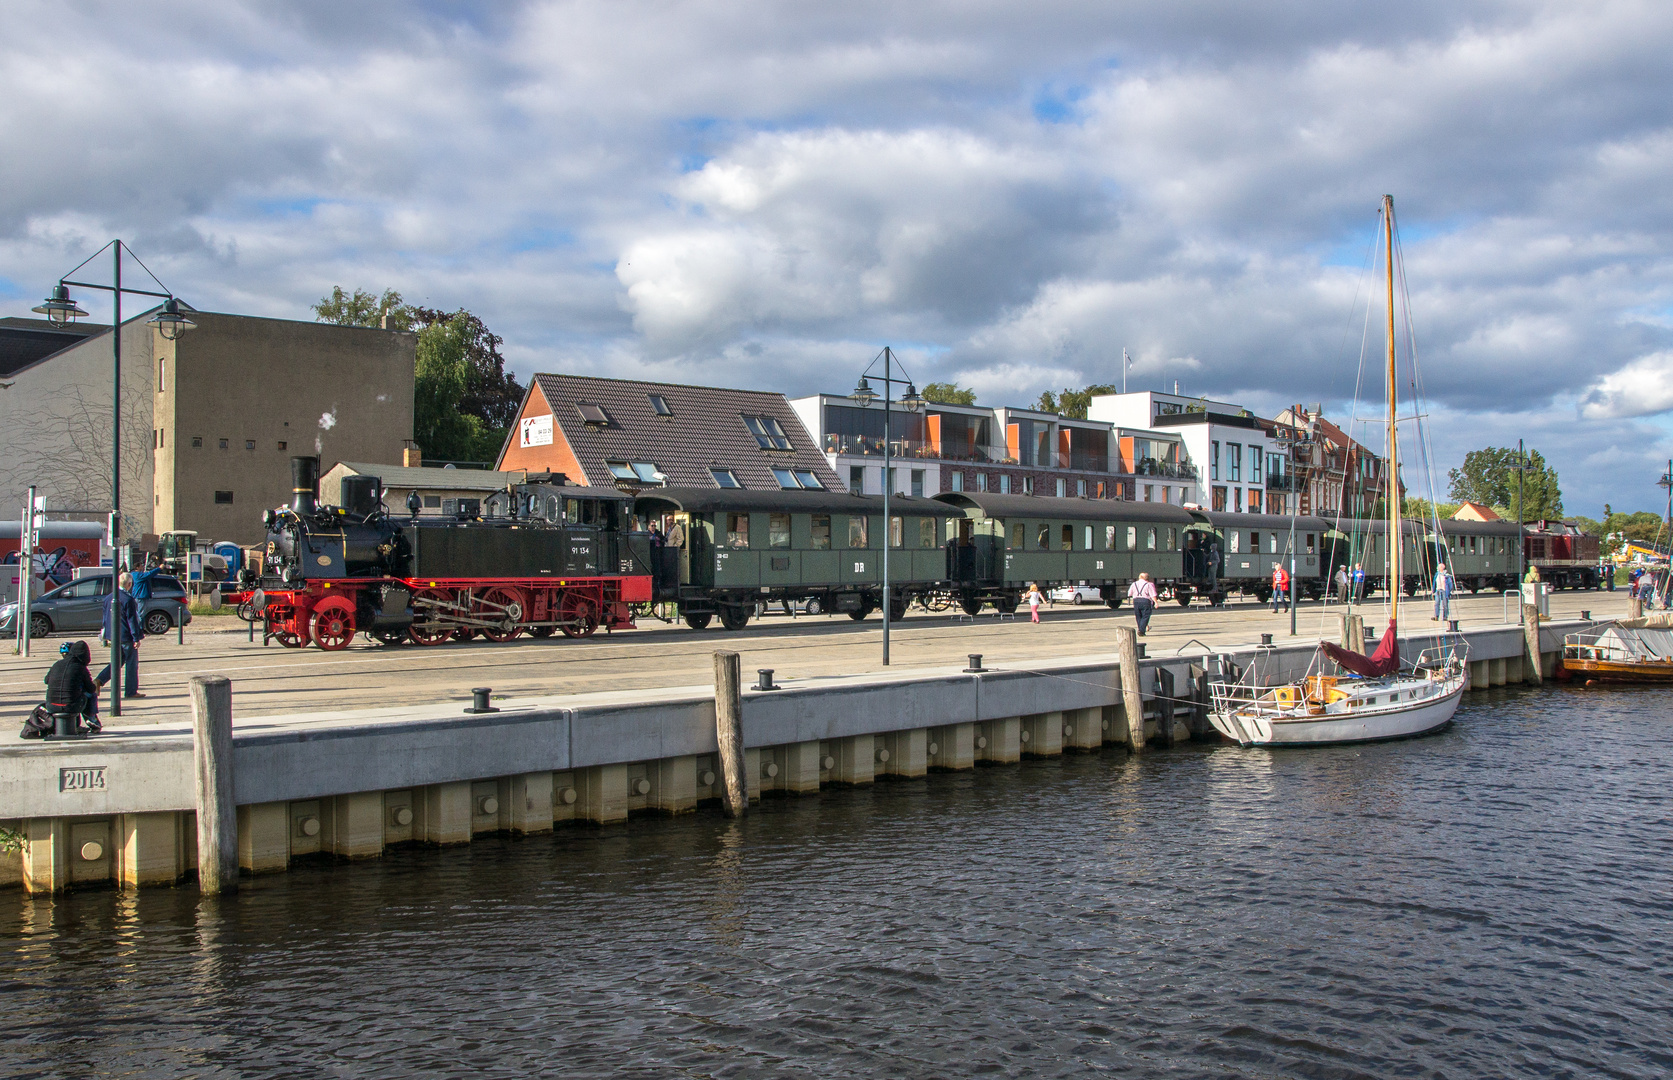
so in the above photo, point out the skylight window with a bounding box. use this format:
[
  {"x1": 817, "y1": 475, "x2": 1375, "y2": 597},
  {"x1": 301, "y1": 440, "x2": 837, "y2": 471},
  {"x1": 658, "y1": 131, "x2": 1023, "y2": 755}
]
[
  {"x1": 744, "y1": 414, "x2": 792, "y2": 450},
  {"x1": 792, "y1": 470, "x2": 823, "y2": 490},
  {"x1": 577, "y1": 403, "x2": 612, "y2": 426},
  {"x1": 772, "y1": 468, "x2": 823, "y2": 490},
  {"x1": 649, "y1": 394, "x2": 673, "y2": 416},
  {"x1": 771, "y1": 468, "x2": 797, "y2": 489},
  {"x1": 607, "y1": 461, "x2": 665, "y2": 485},
  {"x1": 710, "y1": 468, "x2": 743, "y2": 488}
]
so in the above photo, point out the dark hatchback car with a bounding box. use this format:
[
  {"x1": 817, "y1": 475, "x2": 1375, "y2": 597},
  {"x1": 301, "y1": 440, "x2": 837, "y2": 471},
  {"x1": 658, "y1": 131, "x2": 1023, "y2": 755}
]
[{"x1": 0, "y1": 574, "x2": 192, "y2": 639}]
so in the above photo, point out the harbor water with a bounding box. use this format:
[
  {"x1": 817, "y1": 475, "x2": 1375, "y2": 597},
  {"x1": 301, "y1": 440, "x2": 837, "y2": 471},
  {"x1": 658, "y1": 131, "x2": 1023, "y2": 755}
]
[{"x1": 4, "y1": 686, "x2": 1669, "y2": 1078}]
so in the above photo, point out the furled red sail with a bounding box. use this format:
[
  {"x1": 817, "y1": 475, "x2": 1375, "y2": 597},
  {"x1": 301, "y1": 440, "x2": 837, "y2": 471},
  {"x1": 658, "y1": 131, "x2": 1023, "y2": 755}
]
[{"x1": 1319, "y1": 620, "x2": 1400, "y2": 677}]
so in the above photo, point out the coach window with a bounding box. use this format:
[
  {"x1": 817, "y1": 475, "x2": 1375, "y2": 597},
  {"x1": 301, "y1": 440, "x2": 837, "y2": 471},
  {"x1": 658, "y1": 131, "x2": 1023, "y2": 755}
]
[
  {"x1": 1250, "y1": 531, "x2": 1259, "y2": 554},
  {"x1": 890, "y1": 516, "x2": 904, "y2": 548},
  {"x1": 848, "y1": 515, "x2": 868, "y2": 548},
  {"x1": 769, "y1": 513, "x2": 791, "y2": 548},
  {"x1": 1036, "y1": 524, "x2": 1050, "y2": 549},
  {"x1": 727, "y1": 513, "x2": 750, "y2": 548},
  {"x1": 919, "y1": 517, "x2": 937, "y2": 548},
  {"x1": 1008, "y1": 521, "x2": 1022, "y2": 548},
  {"x1": 1083, "y1": 525, "x2": 1093, "y2": 550},
  {"x1": 1230, "y1": 530, "x2": 1240, "y2": 553},
  {"x1": 1146, "y1": 527, "x2": 1157, "y2": 550},
  {"x1": 1060, "y1": 525, "x2": 1072, "y2": 551},
  {"x1": 1167, "y1": 527, "x2": 1178, "y2": 551},
  {"x1": 811, "y1": 514, "x2": 832, "y2": 550},
  {"x1": 1125, "y1": 525, "x2": 1137, "y2": 550},
  {"x1": 1103, "y1": 525, "x2": 1115, "y2": 550}
]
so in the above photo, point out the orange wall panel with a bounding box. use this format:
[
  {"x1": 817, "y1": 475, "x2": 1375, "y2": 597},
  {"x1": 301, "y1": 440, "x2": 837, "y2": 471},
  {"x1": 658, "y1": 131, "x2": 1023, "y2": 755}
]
[{"x1": 496, "y1": 384, "x2": 590, "y2": 484}]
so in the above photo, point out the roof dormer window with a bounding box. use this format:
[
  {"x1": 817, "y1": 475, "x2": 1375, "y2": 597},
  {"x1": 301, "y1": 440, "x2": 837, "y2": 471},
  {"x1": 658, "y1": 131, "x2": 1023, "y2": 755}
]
[
  {"x1": 578, "y1": 403, "x2": 613, "y2": 426},
  {"x1": 744, "y1": 414, "x2": 792, "y2": 450},
  {"x1": 649, "y1": 394, "x2": 673, "y2": 416}
]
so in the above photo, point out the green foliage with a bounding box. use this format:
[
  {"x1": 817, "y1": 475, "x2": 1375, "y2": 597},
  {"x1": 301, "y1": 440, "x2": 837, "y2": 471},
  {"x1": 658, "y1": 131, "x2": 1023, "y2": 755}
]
[
  {"x1": 0, "y1": 825, "x2": 24, "y2": 853},
  {"x1": 315, "y1": 288, "x2": 524, "y2": 462},
  {"x1": 921, "y1": 382, "x2": 977, "y2": 406},
  {"x1": 1035, "y1": 383, "x2": 1116, "y2": 419},
  {"x1": 312, "y1": 286, "x2": 414, "y2": 331},
  {"x1": 1447, "y1": 446, "x2": 1563, "y2": 520},
  {"x1": 1404, "y1": 497, "x2": 1461, "y2": 521}
]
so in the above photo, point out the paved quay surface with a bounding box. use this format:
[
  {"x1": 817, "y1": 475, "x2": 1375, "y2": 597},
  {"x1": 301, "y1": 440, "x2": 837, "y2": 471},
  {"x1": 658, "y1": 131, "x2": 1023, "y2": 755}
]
[{"x1": 0, "y1": 590, "x2": 1622, "y2": 730}]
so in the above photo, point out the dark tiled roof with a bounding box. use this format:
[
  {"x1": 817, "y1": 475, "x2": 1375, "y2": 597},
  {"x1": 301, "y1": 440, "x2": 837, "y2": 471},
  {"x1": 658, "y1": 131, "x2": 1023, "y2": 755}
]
[
  {"x1": 936, "y1": 491, "x2": 1197, "y2": 524},
  {"x1": 0, "y1": 319, "x2": 106, "y2": 377},
  {"x1": 532, "y1": 373, "x2": 844, "y2": 492}
]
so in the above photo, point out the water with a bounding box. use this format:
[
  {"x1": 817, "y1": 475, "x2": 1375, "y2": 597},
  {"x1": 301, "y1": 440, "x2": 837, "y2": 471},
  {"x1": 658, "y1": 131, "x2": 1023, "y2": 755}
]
[{"x1": 5, "y1": 686, "x2": 1671, "y2": 1079}]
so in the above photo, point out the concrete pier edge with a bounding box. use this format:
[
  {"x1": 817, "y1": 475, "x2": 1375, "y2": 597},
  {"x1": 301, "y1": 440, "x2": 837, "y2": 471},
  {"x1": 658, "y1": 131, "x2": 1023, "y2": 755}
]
[{"x1": 1, "y1": 619, "x2": 1582, "y2": 893}]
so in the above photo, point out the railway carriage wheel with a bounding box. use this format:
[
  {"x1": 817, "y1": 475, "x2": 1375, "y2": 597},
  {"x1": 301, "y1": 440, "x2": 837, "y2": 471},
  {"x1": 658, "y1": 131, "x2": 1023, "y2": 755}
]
[
  {"x1": 959, "y1": 593, "x2": 982, "y2": 617},
  {"x1": 718, "y1": 604, "x2": 751, "y2": 631},
  {"x1": 558, "y1": 592, "x2": 600, "y2": 638},
  {"x1": 479, "y1": 586, "x2": 527, "y2": 642},
  {"x1": 408, "y1": 588, "x2": 455, "y2": 646},
  {"x1": 683, "y1": 611, "x2": 713, "y2": 630},
  {"x1": 995, "y1": 594, "x2": 1019, "y2": 615},
  {"x1": 309, "y1": 596, "x2": 357, "y2": 651}
]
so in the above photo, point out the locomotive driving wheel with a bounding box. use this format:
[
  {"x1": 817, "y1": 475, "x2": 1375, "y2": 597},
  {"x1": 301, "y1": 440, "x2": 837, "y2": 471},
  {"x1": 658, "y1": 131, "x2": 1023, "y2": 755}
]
[
  {"x1": 408, "y1": 588, "x2": 454, "y2": 646},
  {"x1": 558, "y1": 592, "x2": 599, "y2": 638},
  {"x1": 479, "y1": 587, "x2": 527, "y2": 642},
  {"x1": 309, "y1": 596, "x2": 356, "y2": 651}
]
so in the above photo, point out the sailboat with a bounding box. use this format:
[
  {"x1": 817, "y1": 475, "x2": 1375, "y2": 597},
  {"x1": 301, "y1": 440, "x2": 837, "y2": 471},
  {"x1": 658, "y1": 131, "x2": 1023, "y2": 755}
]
[{"x1": 1207, "y1": 196, "x2": 1468, "y2": 747}]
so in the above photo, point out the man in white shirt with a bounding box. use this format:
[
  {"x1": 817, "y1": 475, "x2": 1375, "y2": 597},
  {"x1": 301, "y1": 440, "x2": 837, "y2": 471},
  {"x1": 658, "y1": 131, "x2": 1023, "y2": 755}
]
[{"x1": 1127, "y1": 572, "x2": 1158, "y2": 636}]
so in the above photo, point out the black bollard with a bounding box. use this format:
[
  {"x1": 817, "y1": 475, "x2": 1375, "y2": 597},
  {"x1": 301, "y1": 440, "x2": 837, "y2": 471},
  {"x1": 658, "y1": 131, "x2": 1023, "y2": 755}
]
[
  {"x1": 48, "y1": 711, "x2": 81, "y2": 740},
  {"x1": 1259, "y1": 633, "x2": 1274, "y2": 647},
  {"x1": 753, "y1": 668, "x2": 779, "y2": 691},
  {"x1": 464, "y1": 687, "x2": 499, "y2": 714},
  {"x1": 1136, "y1": 642, "x2": 1146, "y2": 659},
  {"x1": 1581, "y1": 610, "x2": 1591, "y2": 621},
  {"x1": 963, "y1": 653, "x2": 986, "y2": 672}
]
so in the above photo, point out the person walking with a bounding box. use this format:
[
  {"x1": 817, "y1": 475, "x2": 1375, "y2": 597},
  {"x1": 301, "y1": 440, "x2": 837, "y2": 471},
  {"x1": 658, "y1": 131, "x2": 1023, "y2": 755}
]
[
  {"x1": 1433, "y1": 564, "x2": 1453, "y2": 622},
  {"x1": 1351, "y1": 562, "x2": 1366, "y2": 603},
  {"x1": 1334, "y1": 564, "x2": 1349, "y2": 604},
  {"x1": 1026, "y1": 583, "x2": 1043, "y2": 623},
  {"x1": 1127, "y1": 572, "x2": 1158, "y2": 636},
  {"x1": 1270, "y1": 562, "x2": 1289, "y2": 613},
  {"x1": 97, "y1": 571, "x2": 145, "y2": 699}
]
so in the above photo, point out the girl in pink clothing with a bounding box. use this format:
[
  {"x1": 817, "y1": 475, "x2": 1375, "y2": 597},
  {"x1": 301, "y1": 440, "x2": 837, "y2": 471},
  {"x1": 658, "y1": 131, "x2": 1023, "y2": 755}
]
[{"x1": 1027, "y1": 583, "x2": 1043, "y2": 623}]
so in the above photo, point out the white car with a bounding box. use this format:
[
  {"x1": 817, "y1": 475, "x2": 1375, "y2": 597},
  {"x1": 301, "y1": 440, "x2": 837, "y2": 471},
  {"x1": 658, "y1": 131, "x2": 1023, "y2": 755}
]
[{"x1": 1048, "y1": 585, "x2": 1102, "y2": 605}]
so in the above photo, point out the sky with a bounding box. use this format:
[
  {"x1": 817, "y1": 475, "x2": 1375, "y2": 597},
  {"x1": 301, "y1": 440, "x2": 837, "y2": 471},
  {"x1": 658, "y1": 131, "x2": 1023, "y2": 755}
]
[{"x1": 2, "y1": 0, "x2": 1671, "y2": 517}]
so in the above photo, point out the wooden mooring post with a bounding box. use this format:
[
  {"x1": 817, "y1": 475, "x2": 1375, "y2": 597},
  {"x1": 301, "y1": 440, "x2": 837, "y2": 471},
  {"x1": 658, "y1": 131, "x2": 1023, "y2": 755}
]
[
  {"x1": 714, "y1": 651, "x2": 747, "y2": 818},
  {"x1": 190, "y1": 675, "x2": 237, "y2": 895},
  {"x1": 1115, "y1": 627, "x2": 1145, "y2": 753},
  {"x1": 1522, "y1": 604, "x2": 1544, "y2": 686}
]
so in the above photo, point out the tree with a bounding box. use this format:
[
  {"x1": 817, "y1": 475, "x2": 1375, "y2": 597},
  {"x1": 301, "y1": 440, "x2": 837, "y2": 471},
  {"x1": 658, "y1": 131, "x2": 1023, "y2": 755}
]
[
  {"x1": 1404, "y1": 497, "x2": 1461, "y2": 521},
  {"x1": 922, "y1": 382, "x2": 977, "y2": 406},
  {"x1": 314, "y1": 287, "x2": 525, "y2": 462},
  {"x1": 1447, "y1": 446, "x2": 1563, "y2": 520},
  {"x1": 413, "y1": 316, "x2": 502, "y2": 463},
  {"x1": 1036, "y1": 384, "x2": 1116, "y2": 419}
]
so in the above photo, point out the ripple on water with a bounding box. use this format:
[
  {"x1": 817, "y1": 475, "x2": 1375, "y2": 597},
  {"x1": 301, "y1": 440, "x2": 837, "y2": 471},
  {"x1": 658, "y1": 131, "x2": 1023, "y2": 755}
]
[{"x1": 2, "y1": 686, "x2": 1670, "y2": 1079}]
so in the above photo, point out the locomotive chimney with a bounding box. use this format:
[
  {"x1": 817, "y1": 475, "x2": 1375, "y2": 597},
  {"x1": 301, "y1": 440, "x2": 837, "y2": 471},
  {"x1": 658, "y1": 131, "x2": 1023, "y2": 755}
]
[{"x1": 290, "y1": 455, "x2": 321, "y2": 515}]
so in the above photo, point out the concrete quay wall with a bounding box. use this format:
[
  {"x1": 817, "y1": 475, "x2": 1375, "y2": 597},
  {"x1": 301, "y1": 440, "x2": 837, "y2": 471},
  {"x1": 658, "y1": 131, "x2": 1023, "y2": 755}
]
[{"x1": 1, "y1": 620, "x2": 1582, "y2": 893}]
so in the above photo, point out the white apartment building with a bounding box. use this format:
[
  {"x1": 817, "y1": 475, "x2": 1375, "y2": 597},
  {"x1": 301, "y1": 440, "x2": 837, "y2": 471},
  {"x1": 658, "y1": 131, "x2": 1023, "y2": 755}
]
[{"x1": 1087, "y1": 391, "x2": 1296, "y2": 515}]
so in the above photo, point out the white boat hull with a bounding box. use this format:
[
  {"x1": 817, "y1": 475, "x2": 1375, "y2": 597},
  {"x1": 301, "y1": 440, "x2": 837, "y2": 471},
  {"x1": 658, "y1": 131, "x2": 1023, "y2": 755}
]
[{"x1": 1210, "y1": 676, "x2": 1465, "y2": 748}]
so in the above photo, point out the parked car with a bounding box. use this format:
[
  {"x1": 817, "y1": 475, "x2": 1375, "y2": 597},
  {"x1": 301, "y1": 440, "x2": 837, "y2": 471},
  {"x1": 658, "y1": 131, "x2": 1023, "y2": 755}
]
[
  {"x1": 1048, "y1": 584, "x2": 1102, "y2": 605},
  {"x1": 0, "y1": 574, "x2": 192, "y2": 638}
]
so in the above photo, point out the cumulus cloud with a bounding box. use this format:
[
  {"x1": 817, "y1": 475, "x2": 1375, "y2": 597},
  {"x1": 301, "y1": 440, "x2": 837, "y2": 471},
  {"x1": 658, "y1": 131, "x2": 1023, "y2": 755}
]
[{"x1": 2, "y1": 0, "x2": 1672, "y2": 512}]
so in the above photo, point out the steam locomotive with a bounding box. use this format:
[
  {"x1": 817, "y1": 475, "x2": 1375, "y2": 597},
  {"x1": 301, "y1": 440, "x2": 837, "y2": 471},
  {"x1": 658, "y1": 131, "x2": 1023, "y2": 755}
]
[{"x1": 247, "y1": 457, "x2": 655, "y2": 649}]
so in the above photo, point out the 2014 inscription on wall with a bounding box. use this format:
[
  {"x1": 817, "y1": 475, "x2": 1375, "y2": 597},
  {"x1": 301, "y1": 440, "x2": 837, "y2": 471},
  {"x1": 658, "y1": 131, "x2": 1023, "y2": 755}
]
[{"x1": 59, "y1": 767, "x2": 107, "y2": 792}]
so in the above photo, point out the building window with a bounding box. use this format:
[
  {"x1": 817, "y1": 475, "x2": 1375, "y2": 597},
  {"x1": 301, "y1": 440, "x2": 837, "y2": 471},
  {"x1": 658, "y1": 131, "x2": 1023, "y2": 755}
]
[
  {"x1": 1022, "y1": 476, "x2": 1034, "y2": 496},
  {"x1": 649, "y1": 394, "x2": 673, "y2": 416},
  {"x1": 1211, "y1": 441, "x2": 1219, "y2": 481},
  {"x1": 772, "y1": 467, "x2": 824, "y2": 490},
  {"x1": 1096, "y1": 481, "x2": 1107, "y2": 499},
  {"x1": 850, "y1": 466, "x2": 865, "y2": 494},
  {"x1": 1234, "y1": 487, "x2": 1242, "y2": 511},
  {"x1": 1055, "y1": 478, "x2": 1066, "y2": 497},
  {"x1": 277, "y1": 441, "x2": 287, "y2": 451},
  {"x1": 999, "y1": 475, "x2": 1012, "y2": 494},
  {"x1": 1212, "y1": 486, "x2": 1227, "y2": 511},
  {"x1": 1251, "y1": 446, "x2": 1263, "y2": 478},
  {"x1": 1250, "y1": 489, "x2": 1261, "y2": 513},
  {"x1": 192, "y1": 436, "x2": 203, "y2": 448},
  {"x1": 711, "y1": 468, "x2": 743, "y2": 488},
  {"x1": 911, "y1": 469, "x2": 925, "y2": 498},
  {"x1": 214, "y1": 491, "x2": 234, "y2": 504},
  {"x1": 848, "y1": 515, "x2": 868, "y2": 548},
  {"x1": 744, "y1": 415, "x2": 792, "y2": 450},
  {"x1": 1229, "y1": 443, "x2": 1242, "y2": 482},
  {"x1": 424, "y1": 495, "x2": 442, "y2": 508},
  {"x1": 1143, "y1": 484, "x2": 1152, "y2": 502},
  {"x1": 769, "y1": 513, "x2": 791, "y2": 548},
  {"x1": 245, "y1": 440, "x2": 256, "y2": 450},
  {"x1": 157, "y1": 358, "x2": 165, "y2": 393},
  {"x1": 577, "y1": 403, "x2": 613, "y2": 426},
  {"x1": 1076, "y1": 480, "x2": 1086, "y2": 497},
  {"x1": 810, "y1": 514, "x2": 832, "y2": 550},
  {"x1": 950, "y1": 471, "x2": 964, "y2": 492},
  {"x1": 608, "y1": 461, "x2": 664, "y2": 485},
  {"x1": 977, "y1": 473, "x2": 989, "y2": 492},
  {"x1": 218, "y1": 439, "x2": 228, "y2": 450},
  {"x1": 726, "y1": 513, "x2": 750, "y2": 548},
  {"x1": 919, "y1": 517, "x2": 937, "y2": 548},
  {"x1": 886, "y1": 467, "x2": 896, "y2": 493}
]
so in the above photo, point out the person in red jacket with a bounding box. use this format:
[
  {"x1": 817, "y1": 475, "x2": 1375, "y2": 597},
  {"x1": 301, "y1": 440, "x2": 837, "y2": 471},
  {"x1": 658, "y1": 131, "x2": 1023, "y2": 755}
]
[{"x1": 1271, "y1": 563, "x2": 1290, "y2": 613}]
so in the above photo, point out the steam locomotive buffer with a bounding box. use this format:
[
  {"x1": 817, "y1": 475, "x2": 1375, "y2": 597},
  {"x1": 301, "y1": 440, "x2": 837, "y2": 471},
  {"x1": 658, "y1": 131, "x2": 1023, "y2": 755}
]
[{"x1": 247, "y1": 457, "x2": 654, "y2": 650}]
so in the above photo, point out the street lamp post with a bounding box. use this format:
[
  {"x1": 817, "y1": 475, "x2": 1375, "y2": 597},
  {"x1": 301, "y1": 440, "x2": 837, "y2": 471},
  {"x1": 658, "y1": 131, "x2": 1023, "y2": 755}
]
[
  {"x1": 36, "y1": 241, "x2": 193, "y2": 717},
  {"x1": 852, "y1": 347, "x2": 922, "y2": 666}
]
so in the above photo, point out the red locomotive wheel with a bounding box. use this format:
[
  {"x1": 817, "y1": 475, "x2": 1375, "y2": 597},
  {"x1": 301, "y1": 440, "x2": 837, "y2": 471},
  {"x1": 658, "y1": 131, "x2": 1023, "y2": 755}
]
[
  {"x1": 309, "y1": 597, "x2": 356, "y2": 651},
  {"x1": 408, "y1": 588, "x2": 454, "y2": 646},
  {"x1": 558, "y1": 592, "x2": 599, "y2": 638},
  {"x1": 479, "y1": 587, "x2": 527, "y2": 642},
  {"x1": 273, "y1": 629, "x2": 305, "y2": 648}
]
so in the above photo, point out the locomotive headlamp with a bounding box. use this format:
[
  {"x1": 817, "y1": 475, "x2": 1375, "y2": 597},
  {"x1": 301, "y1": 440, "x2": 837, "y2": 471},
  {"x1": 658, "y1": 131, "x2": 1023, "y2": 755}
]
[
  {"x1": 32, "y1": 283, "x2": 87, "y2": 324},
  {"x1": 148, "y1": 297, "x2": 196, "y2": 340},
  {"x1": 407, "y1": 491, "x2": 422, "y2": 518}
]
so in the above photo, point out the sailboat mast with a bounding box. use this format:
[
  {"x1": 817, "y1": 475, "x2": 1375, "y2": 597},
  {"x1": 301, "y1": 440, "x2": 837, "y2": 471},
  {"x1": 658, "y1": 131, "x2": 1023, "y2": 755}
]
[{"x1": 1384, "y1": 195, "x2": 1400, "y2": 624}]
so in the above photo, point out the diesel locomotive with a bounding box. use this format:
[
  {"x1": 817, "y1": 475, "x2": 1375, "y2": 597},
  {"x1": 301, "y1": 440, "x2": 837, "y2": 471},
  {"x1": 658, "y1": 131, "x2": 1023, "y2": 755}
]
[{"x1": 247, "y1": 457, "x2": 654, "y2": 649}]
